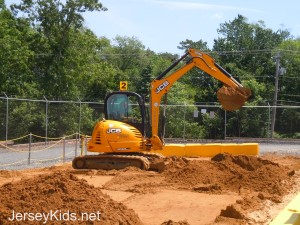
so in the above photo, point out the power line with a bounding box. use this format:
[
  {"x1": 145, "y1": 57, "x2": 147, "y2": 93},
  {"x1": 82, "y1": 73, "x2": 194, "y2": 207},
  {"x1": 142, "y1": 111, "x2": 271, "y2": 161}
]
[
  {"x1": 279, "y1": 94, "x2": 300, "y2": 98},
  {"x1": 214, "y1": 49, "x2": 300, "y2": 56},
  {"x1": 27, "y1": 49, "x2": 300, "y2": 57},
  {"x1": 277, "y1": 100, "x2": 300, "y2": 104}
]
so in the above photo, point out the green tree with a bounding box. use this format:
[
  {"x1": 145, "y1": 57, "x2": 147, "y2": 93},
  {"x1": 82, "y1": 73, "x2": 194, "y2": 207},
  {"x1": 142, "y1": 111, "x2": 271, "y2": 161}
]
[
  {"x1": 6, "y1": 101, "x2": 44, "y2": 140},
  {"x1": 278, "y1": 39, "x2": 300, "y2": 105},
  {"x1": 137, "y1": 64, "x2": 153, "y2": 100},
  {"x1": 201, "y1": 109, "x2": 223, "y2": 139},
  {"x1": 11, "y1": 0, "x2": 107, "y2": 98},
  {"x1": 65, "y1": 31, "x2": 116, "y2": 101},
  {"x1": 163, "y1": 82, "x2": 206, "y2": 139},
  {"x1": 214, "y1": 14, "x2": 290, "y2": 85},
  {"x1": 212, "y1": 14, "x2": 291, "y2": 138},
  {"x1": 274, "y1": 39, "x2": 300, "y2": 137},
  {"x1": 105, "y1": 36, "x2": 148, "y2": 92},
  {"x1": 178, "y1": 39, "x2": 209, "y2": 52},
  {"x1": 0, "y1": 8, "x2": 36, "y2": 96},
  {"x1": 2, "y1": 0, "x2": 108, "y2": 139},
  {"x1": 0, "y1": 7, "x2": 41, "y2": 140}
]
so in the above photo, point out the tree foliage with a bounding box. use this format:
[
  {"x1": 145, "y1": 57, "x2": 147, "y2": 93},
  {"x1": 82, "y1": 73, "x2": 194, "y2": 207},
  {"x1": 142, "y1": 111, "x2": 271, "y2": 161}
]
[
  {"x1": 10, "y1": 0, "x2": 107, "y2": 98},
  {"x1": 0, "y1": 4, "x2": 299, "y2": 140},
  {"x1": 0, "y1": 8, "x2": 35, "y2": 96}
]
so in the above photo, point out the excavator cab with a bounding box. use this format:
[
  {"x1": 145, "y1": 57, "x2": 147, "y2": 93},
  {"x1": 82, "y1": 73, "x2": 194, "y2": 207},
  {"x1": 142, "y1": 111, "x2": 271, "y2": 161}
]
[{"x1": 105, "y1": 91, "x2": 147, "y2": 136}]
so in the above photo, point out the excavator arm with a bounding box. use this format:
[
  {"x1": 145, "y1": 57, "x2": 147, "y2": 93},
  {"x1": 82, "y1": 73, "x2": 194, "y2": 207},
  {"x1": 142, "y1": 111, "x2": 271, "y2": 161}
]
[{"x1": 149, "y1": 48, "x2": 251, "y2": 150}]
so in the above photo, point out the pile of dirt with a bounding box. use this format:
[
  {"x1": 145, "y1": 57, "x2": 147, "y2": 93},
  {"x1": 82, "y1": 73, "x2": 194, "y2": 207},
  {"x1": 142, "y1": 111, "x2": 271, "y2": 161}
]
[
  {"x1": 103, "y1": 167, "x2": 164, "y2": 193},
  {"x1": 262, "y1": 153, "x2": 300, "y2": 170},
  {"x1": 103, "y1": 153, "x2": 296, "y2": 202},
  {"x1": 0, "y1": 170, "x2": 22, "y2": 178},
  {"x1": 0, "y1": 171, "x2": 143, "y2": 225},
  {"x1": 161, "y1": 220, "x2": 190, "y2": 225},
  {"x1": 0, "y1": 153, "x2": 299, "y2": 225},
  {"x1": 163, "y1": 153, "x2": 295, "y2": 200}
]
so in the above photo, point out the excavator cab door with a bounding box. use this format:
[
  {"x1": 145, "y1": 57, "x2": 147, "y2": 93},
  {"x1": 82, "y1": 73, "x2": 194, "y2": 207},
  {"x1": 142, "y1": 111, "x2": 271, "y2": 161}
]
[{"x1": 105, "y1": 91, "x2": 146, "y2": 136}]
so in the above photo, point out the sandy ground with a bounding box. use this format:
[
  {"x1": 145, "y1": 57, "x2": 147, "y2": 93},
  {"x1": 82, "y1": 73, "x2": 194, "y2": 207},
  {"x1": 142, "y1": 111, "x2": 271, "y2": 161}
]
[{"x1": 0, "y1": 153, "x2": 300, "y2": 225}]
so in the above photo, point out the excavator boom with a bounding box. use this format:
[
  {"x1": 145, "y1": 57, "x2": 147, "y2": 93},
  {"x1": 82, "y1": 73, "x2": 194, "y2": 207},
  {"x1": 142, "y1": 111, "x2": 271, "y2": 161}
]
[{"x1": 149, "y1": 49, "x2": 251, "y2": 149}]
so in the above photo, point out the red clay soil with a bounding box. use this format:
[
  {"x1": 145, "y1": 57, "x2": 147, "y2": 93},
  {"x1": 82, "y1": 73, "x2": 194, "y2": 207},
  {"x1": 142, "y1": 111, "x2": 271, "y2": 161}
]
[
  {"x1": 0, "y1": 171, "x2": 143, "y2": 225},
  {"x1": 162, "y1": 154, "x2": 296, "y2": 224},
  {"x1": 104, "y1": 153, "x2": 294, "y2": 199},
  {"x1": 102, "y1": 153, "x2": 297, "y2": 224},
  {"x1": 217, "y1": 86, "x2": 251, "y2": 111},
  {"x1": 161, "y1": 220, "x2": 190, "y2": 225},
  {"x1": 163, "y1": 154, "x2": 294, "y2": 199},
  {"x1": 0, "y1": 153, "x2": 299, "y2": 225}
]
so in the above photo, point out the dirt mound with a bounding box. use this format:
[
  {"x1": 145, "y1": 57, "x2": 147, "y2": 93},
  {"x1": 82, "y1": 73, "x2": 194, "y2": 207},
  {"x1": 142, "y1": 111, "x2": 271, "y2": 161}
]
[
  {"x1": 103, "y1": 154, "x2": 295, "y2": 206},
  {"x1": 161, "y1": 220, "x2": 190, "y2": 225},
  {"x1": 211, "y1": 153, "x2": 278, "y2": 171},
  {"x1": 0, "y1": 170, "x2": 22, "y2": 178},
  {"x1": 0, "y1": 171, "x2": 143, "y2": 225},
  {"x1": 0, "y1": 153, "x2": 299, "y2": 225},
  {"x1": 104, "y1": 154, "x2": 295, "y2": 200},
  {"x1": 163, "y1": 154, "x2": 294, "y2": 199},
  {"x1": 103, "y1": 168, "x2": 164, "y2": 193},
  {"x1": 220, "y1": 204, "x2": 245, "y2": 219}
]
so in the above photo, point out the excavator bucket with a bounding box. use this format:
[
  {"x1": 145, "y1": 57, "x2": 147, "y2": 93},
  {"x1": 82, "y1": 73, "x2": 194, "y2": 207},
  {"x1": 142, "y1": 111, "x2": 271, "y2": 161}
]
[{"x1": 217, "y1": 86, "x2": 251, "y2": 111}]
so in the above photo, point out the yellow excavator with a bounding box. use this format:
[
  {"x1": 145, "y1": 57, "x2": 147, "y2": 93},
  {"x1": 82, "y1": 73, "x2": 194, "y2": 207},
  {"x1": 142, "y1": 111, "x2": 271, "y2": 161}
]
[{"x1": 72, "y1": 48, "x2": 252, "y2": 170}]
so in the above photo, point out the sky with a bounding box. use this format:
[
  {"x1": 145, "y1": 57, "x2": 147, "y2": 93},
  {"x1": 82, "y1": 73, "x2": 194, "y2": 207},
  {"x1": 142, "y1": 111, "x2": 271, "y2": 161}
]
[
  {"x1": 82, "y1": 0, "x2": 300, "y2": 54},
  {"x1": 5, "y1": 0, "x2": 300, "y2": 54}
]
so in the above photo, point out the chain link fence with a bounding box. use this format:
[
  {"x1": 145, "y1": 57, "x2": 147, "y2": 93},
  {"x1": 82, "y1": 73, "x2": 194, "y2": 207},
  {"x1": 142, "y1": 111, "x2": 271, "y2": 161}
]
[
  {"x1": 0, "y1": 96, "x2": 104, "y2": 142},
  {"x1": 0, "y1": 96, "x2": 299, "y2": 142},
  {"x1": 160, "y1": 103, "x2": 299, "y2": 140},
  {"x1": 0, "y1": 96, "x2": 299, "y2": 170}
]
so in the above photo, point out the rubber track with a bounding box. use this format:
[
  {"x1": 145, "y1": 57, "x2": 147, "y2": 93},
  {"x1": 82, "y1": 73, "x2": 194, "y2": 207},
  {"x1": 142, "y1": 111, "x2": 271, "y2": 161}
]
[{"x1": 73, "y1": 154, "x2": 150, "y2": 170}]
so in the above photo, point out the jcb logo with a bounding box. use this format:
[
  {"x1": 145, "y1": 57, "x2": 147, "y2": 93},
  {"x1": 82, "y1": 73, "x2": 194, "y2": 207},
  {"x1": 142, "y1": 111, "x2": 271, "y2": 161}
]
[
  {"x1": 155, "y1": 81, "x2": 170, "y2": 94},
  {"x1": 107, "y1": 128, "x2": 122, "y2": 134}
]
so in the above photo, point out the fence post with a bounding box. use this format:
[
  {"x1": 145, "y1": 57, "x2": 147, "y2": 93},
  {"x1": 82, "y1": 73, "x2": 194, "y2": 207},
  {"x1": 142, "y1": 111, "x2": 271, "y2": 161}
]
[
  {"x1": 75, "y1": 133, "x2": 78, "y2": 157},
  {"x1": 85, "y1": 135, "x2": 87, "y2": 155},
  {"x1": 183, "y1": 102, "x2": 186, "y2": 140},
  {"x1": 28, "y1": 133, "x2": 32, "y2": 165},
  {"x1": 4, "y1": 93, "x2": 9, "y2": 145},
  {"x1": 44, "y1": 96, "x2": 48, "y2": 145},
  {"x1": 80, "y1": 135, "x2": 84, "y2": 156},
  {"x1": 62, "y1": 137, "x2": 66, "y2": 163},
  {"x1": 78, "y1": 98, "x2": 82, "y2": 137},
  {"x1": 268, "y1": 102, "x2": 271, "y2": 140}
]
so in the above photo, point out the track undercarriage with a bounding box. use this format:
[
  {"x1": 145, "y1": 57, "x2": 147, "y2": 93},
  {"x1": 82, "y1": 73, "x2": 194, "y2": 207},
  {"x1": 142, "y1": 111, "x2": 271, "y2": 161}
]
[{"x1": 72, "y1": 152, "x2": 165, "y2": 171}]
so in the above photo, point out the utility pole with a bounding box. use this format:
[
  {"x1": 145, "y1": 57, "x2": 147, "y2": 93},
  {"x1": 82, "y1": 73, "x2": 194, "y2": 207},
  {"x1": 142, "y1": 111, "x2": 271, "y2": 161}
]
[{"x1": 271, "y1": 52, "x2": 281, "y2": 138}]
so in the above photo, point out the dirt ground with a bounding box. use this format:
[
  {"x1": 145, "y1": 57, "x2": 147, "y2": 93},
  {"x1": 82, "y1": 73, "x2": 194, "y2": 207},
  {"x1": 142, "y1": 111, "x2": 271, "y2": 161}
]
[{"x1": 0, "y1": 153, "x2": 300, "y2": 225}]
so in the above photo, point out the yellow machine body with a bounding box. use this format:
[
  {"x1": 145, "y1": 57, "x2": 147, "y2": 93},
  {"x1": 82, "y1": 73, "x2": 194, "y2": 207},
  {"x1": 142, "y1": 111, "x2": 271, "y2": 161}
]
[
  {"x1": 87, "y1": 119, "x2": 259, "y2": 157},
  {"x1": 87, "y1": 120, "x2": 145, "y2": 153}
]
